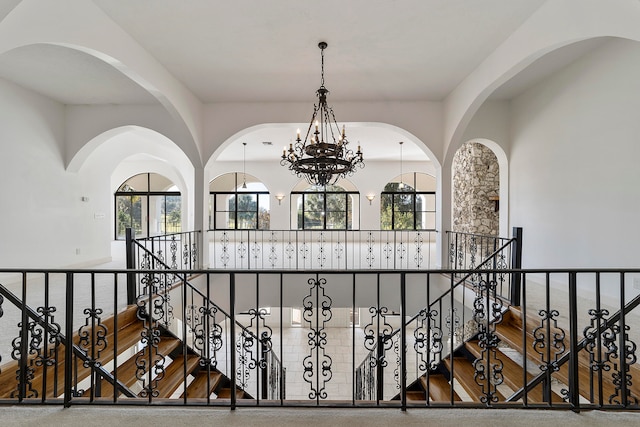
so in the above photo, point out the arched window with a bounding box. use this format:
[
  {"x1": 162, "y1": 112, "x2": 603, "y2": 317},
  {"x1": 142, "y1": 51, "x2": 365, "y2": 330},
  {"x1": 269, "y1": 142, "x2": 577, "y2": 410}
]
[
  {"x1": 209, "y1": 172, "x2": 270, "y2": 229},
  {"x1": 115, "y1": 173, "x2": 181, "y2": 239},
  {"x1": 381, "y1": 172, "x2": 435, "y2": 230},
  {"x1": 291, "y1": 182, "x2": 360, "y2": 230}
]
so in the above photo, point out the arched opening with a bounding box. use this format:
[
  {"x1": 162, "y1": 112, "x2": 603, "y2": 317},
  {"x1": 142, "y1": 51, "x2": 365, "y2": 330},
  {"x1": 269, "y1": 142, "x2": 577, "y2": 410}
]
[
  {"x1": 451, "y1": 142, "x2": 500, "y2": 236},
  {"x1": 114, "y1": 173, "x2": 182, "y2": 239}
]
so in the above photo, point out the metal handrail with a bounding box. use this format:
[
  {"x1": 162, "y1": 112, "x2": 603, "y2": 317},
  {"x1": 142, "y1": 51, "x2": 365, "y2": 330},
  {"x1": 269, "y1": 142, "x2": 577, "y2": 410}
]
[{"x1": 0, "y1": 282, "x2": 137, "y2": 398}]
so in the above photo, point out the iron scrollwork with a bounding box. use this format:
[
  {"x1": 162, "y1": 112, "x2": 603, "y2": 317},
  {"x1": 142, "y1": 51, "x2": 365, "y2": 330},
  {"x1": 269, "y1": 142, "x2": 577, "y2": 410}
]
[
  {"x1": 268, "y1": 232, "x2": 278, "y2": 268},
  {"x1": 170, "y1": 235, "x2": 178, "y2": 269},
  {"x1": 135, "y1": 272, "x2": 169, "y2": 399},
  {"x1": 414, "y1": 308, "x2": 443, "y2": 373},
  {"x1": 78, "y1": 307, "x2": 108, "y2": 371},
  {"x1": 302, "y1": 276, "x2": 333, "y2": 400},
  {"x1": 473, "y1": 277, "x2": 504, "y2": 405},
  {"x1": 235, "y1": 308, "x2": 273, "y2": 390},
  {"x1": 192, "y1": 305, "x2": 223, "y2": 369},
  {"x1": 533, "y1": 309, "x2": 566, "y2": 373},
  {"x1": 413, "y1": 232, "x2": 424, "y2": 268},
  {"x1": 363, "y1": 306, "x2": 394, "y2": 369},
  {"x1": 366, "y1": 232, "x2": 375, "y2": 268},
  {"x1": 598, "y1": 319, "x2": 639, "y2": 406},
  {"x1": 10, "y1": 305, "x2": 61, "y2": 399},
  {"x1": 220, "y1": 232, "x2": 230, "y2": 267},
  {"x1": 582, "y1": 305, "x2": 639, "y2": 406}
]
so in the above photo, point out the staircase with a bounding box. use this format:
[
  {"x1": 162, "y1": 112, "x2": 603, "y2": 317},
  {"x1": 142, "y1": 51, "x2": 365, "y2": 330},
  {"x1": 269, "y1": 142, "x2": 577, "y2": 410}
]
[
  {"x1": 402, "y1": 302, "x2": 640, "y2": 406},
  {"x1": 0, "y1": 302, "x2": 247, "y2": 401}
]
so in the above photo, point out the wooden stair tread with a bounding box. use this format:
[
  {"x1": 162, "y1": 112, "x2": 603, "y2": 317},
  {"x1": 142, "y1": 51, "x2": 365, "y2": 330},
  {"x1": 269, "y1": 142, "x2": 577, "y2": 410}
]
[
  {"x1": 0, "y1": 305, "x2": 144, "y2": 398},
  {"x1": 181, "y1": 370, "x2": 224, "y2": 399},
  {"x1": 444, "y1": 357, "x2": 505, "y2": 402},
  {"x1": 420, "y1": 374, "x2": 462, "y2": 402},
  {"x1": 465, "y1": 340, "x2": 562, "y2": 403},
  {"x1": 217, "y1": 388, "x2": 245, "y2": 399},
  {"x1": 405, "y1": 390, "x2": 426, "y2": 401},
  {"x1": 497, "y1": 308, "x2": 640, "y2": 402},
  {"x1": 89, "y1": 337, "x2": 182, "y2": 398},
  {"x1": 150, "y1": 353, "x2": 200, "y2": 398}
]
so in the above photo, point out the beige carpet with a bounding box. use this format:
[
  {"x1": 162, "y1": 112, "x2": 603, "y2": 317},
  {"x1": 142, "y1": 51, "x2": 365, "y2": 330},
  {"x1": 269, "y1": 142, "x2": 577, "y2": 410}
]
[{"x1": 1, "y1": 406, "x2": 639, "y2": 427}]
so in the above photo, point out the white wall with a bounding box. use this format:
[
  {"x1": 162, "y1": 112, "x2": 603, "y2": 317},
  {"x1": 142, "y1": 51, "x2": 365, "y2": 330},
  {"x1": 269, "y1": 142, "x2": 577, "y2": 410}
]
[
  {"x1": 509, "y1": 39, "x2": 640, "y2": 268},
  {"x1": 0, "y1": 78, "x2": 113, "y2": 267}
]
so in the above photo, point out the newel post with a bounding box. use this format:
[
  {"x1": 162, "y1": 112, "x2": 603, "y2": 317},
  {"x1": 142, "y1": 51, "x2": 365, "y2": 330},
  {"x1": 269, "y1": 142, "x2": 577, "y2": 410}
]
[
  {"x1": 125, "y1": 227, "x2": 136, "y2": 305},
  {"x1": 510, "y1": 227, "x2": 523, "y2": 306}
]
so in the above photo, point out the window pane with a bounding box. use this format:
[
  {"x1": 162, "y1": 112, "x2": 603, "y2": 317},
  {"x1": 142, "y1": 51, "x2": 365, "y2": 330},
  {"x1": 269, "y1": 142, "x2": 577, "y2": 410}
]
[
  {"x1": 258, "y1": 193, "x2": 270, "y2": 230},
  {"x1": 165, "y1": 195, "x2": 181, "y2": 233},
  {"x1": 237, "y1": 211, "x2": 257, "y2": 229},
  {"x1": 393, "y1": 211, "x2": 414, "y2": 230},
  {"x1": 326, "y1": 211, "x2": 346, "y2": 229},
  {"x1": 303, "y1": 193, "x2": 324, "y2": 229},
  {"x1": 304, "y1": 211, "x2": 324, "y2": 229},
  {"x1": 149, "y1": 195, "x2": 164, "y2": 236},
  {"x1": 237, "y1": 194, "x2": 257, "y2": 211},
  {"x1": 115, "y1": 195, "x2": 136, "y2": 239},
  {"x1": 394, "y1": 194, "x2": 415, "y2": 212},
  {"x1": 380, "y1": 194, "x2": 393, "y2": 230},
  {"x1": 216, "y1": 211, "x2": 234, "y2": 229}
]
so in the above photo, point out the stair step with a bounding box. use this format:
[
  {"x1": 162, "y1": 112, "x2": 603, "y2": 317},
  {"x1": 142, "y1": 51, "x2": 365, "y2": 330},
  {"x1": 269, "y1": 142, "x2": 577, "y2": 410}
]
[
  {"x1": 181, "y1": 370, "x2": 224, "y2": 399},
  {"x1": 444, "y1": 357, "x2": 505, "y2": 402},
  {"x1": 88, "y1": 336, "x2": 182, "y2": 398},
  {"x1": 465, "y1": 340, "x2": 562, "y2": 403},
  {"x1": 149, "y1": 353, "x2": 201, "y2": 398},
  {"x1": 406, "y1": 390, "x2": 426, "y2": 402},
  {"x1": 420, "y1": 374, "x2": 462, "y2": 402},
  {"x1": 0, "y1": 305, "x2": 145, "y2": 399},
  {"x1": 217, "y1": 388, "x2": 245, "y2": 399},
  {"x1": 497, "y1": 307, "x2": 640, "y2": 403}
]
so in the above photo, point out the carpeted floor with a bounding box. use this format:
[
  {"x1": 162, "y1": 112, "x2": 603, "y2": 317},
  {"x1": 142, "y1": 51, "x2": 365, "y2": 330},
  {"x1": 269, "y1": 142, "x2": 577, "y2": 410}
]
[{"x1": 1, "y1": 406, "x2": 639, "y2": 427}]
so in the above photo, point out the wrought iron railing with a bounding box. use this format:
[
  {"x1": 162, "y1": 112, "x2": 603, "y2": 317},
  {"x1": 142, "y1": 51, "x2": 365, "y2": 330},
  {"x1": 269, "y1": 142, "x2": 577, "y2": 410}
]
[
  {"x1": 447, "y1": 229, "x2": 522, "y2": 273},
  {"x1": 209, "y1": 229, "x2": 438, "y2": 270},
  {"x1": 0, "y1": 268, "x2": 639, "y2": 411},
  {"x1": 130, "y1": 234, "x2": 285, "y2": 401},
  {"x1": 354, "y1": 229, "x2": 522, "y2": 400},
  {"x1": 131, "y1": 229, "x2": 201, "y2": 270},
  {"x1": 446, "y1": 228, "x2": 523, "y2": 304}
]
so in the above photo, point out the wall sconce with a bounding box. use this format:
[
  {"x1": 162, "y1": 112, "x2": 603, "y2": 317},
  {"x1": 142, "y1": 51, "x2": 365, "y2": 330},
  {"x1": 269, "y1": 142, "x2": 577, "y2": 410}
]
[
  {"x1": 366, "y1": 194, "x2": 375, "y2": 205},
  {"x1": 275, "y1": 194, "x2": 285, "y2": 205}
]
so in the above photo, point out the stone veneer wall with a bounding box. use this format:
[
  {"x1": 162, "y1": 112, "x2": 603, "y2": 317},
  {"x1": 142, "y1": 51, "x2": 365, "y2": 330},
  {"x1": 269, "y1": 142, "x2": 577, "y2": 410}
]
[{"x1": 452, "y1": 142, "x2": 499, "y2": 235}]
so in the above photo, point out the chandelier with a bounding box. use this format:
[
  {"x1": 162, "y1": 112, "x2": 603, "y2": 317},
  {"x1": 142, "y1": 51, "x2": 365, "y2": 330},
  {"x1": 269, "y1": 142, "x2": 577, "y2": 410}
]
[{"x1": 281, "y1": 41, "x2": 364, "y2": 186}]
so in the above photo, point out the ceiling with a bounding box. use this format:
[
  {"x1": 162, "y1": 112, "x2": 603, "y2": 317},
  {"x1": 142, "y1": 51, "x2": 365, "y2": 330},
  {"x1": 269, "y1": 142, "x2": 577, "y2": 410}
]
[
  {"x1": 0, "y1": 0, "x2": 610, "y2": 162},
  {"x1": 0, "y1": 0, "x2": 555, "y2": 106}
]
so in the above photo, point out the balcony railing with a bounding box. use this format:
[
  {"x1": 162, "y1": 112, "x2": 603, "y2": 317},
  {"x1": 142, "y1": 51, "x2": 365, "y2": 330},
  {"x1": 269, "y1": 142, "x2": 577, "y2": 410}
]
[
  {"x1": 208, "y1": 229, "x2": 438, "y2": 270},
  {"x1": 0, "y1": 267, "x2": 639, "y2": 411}
]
